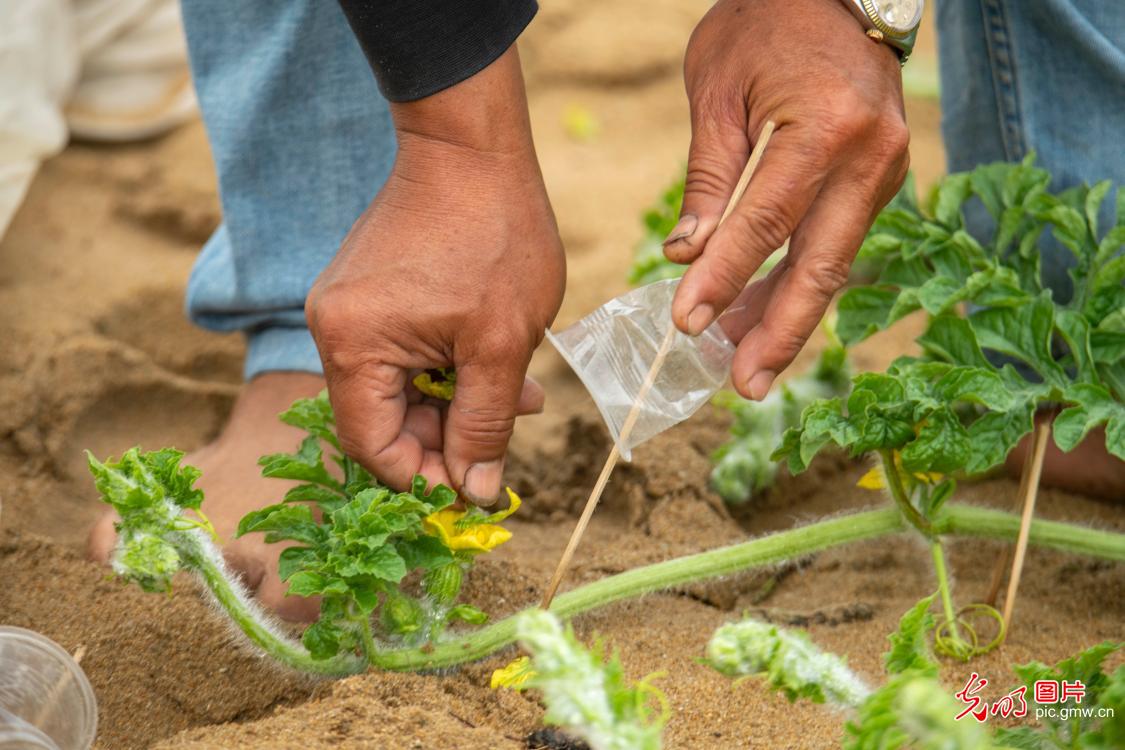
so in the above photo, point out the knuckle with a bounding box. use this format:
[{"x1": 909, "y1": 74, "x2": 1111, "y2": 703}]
[
  {"x1": 738, "y1": 200, "x2": 794, "y2": 252},
  {"x1": 820, "y1": 92, "x2": 879, "y2": 144},
  {"x1": 454, "y1": 411, "x2": 515, "y2": 451},
  {"x1": 685, "y1": 157, "x2": 736, "y2": 201},
  {"x1": 800, "y1": 255, "x2": 853, "y2": 297},
  {"x1": 879, "y1": 116, "x2": 911, "y2": 159}
]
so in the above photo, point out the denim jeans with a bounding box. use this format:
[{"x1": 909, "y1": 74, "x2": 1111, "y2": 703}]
[
  {"x1": 936, "y1": 0, "x2": 1125, "y2": 300},
  {"x1": 180, "y1": 0, "x2": 395, "y2": 379},
  {"x1": 182, "y1": 0, "x2": 1125, "y2": 379}
]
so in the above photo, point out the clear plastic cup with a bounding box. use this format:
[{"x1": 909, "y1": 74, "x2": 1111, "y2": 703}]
[{"x1": 0, "y1": 627, "x2": 97, "y2": 750}]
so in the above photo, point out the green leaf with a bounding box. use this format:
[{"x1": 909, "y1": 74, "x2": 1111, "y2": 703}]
[
  {"x1": 258, "y1": 435, "x2": 341, "y2": 489},
  {"x1": 970, "y1": 296, "x2": 1069, "y2": 387},
  {"x1": 283, "y1": 483, "x2": 348, "y2": 515},
  {"x1": 1055, "y1": 309, "x2": 1096, "y2": 381},
  {"x1": 329, "y1": 544, "x2": 408, "y2": 583},
  {"x1": 965, "y1": 402, "x2": 1035, "y2": 474},
  {"x1": 935, "y1": 366, "x2": 1016, "y2": 411},
  {"x1": 396, "y1": 535, "x2": 454, "y2": 571},
  {"x1": 286, "y1": 570, "x2": 348, "y2": 597},
  {"x1": 1053, "y1": 384, "x2": 1125, "y2": 459},
  {"x1": 1086, "y1": 180, "x2": 1112, "y2": 240},
  {"x1": 277, "y1": 546, "x2": 319, "y2": 581},
  {"x1": 836, "y1": 287, "x2": 899, "y2": 345},
  {"x1": 236, "y1": 503, "x2": 324, "y2": 545},
  {"x1": 1092, "y1": 330, "x2": 1125, "y2": 365},
  {"x1": 917, "y1": 316, "x2": 994, "y2": 369},
  {"x1": 933, "y1": 172, "x2": 972, "y2": 227},
  {"x1": 884, "y1": 595, "x2": 938, "y2": 677},
  {"x1": 916, "y1": 276, "x2": 963, "y2": 315},
  {"x1": 278, "y1": 391, "x2": 340, "y2": 450},
  {"x1": 302, "y1": 619, "x2": 342, "y2": 660},
  {"x1": 900, "y1": 407, "x2": 970, "y2": 474}
]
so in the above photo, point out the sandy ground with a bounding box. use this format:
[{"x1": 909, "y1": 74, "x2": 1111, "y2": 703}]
[{"x1": 1, "y1": 2, "x2": 1121, "y2": 748}]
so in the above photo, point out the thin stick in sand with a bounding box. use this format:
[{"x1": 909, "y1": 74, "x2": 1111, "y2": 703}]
[
  {"x1": 540, "y1": 120, "x2": 779, "y2": 609},
  {"x1": 1002, "y1": 421, "x2": 1051, "y2": 632}
]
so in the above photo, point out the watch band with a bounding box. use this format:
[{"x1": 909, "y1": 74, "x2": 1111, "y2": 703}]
[{"x1": 839, "y1": 0, "x2": 922, "y2": 64}]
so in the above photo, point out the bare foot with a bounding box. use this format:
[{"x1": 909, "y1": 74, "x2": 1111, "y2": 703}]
[
  {"x1": 88, "y1": 371, "x2": 327, "y2": 621},
  {"x1": 1006, "y1": 410, "x2": 1125, "y2": 502}
]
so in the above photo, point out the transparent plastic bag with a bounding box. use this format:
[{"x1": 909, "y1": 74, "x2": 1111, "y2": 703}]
[{"x1": 546, "y1": 279, "x2": 735, "y2": 461}]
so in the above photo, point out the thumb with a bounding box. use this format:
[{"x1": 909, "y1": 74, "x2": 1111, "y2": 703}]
[
  {"x1": 663, "y1": 111, "x2": 749, "y2": 266},
  {"x1": 443, "y1": 357, "x2": 526, "y2": 507}
]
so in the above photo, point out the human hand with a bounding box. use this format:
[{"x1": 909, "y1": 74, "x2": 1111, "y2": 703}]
[
  {"x1": 667, "y1": 0, "x2": 910, "y2": 399},
  {"x1": 306, "y1": 48, "x2": 565, "y2": 506}
]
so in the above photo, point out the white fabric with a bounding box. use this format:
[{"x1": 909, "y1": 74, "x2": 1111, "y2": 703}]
[{"x1": 0, "y1": 0, "x2": 193, "y2": 240}]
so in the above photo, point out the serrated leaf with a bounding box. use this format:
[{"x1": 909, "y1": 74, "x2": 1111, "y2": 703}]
[
  {"x1": 278, "y1": 546, "x2": 319, "y2": 581},
  {"x1": 1053, "y1": 384, "x2": 1125, "y2": 459},
  {"x1": 258, "y1": 435, "x2": 341, "y2": 489},
  {"x1": 302, "y1": 619, "x2": 342, "y2": 660},
  {"x1": 396, "y1": 535, "x2": 454, "y2": 571},
  {"x1": 936, "y1": 366, "x2": 1016, "y2": 411},
  {"x1": 965, "y1": 402, "x2": 1035, "y2": 474},
  {"x1": 236, "y1": 503, "x2": 324, "y2": 545},
  {"x1": 885, "y1": 595, "x2": 938, "y2": 677},
  {"x1": 286, "y1": 570, "x2": 348, "y2": 597},
  {"x1": 933, "y1": 173, "x2": 972, "y2": 227},
  {"x1": 283, "y1": 483, "x2": 348, "y2": 515},
  {"x1": 901, "y1": 407, "x2": 970, "y2": 474},
  {"x1": 837, "y1": 287, "x2": 899, "y2": 345},
  {"x1": 278, "y1": 391, "x2": 340, "y2": 450},
  {"x1": 970, "y1": 296, "x2": 1069, "y2": 387},
  {"x1": 917, "y1": 316, "x2": 994, "y2": 369}
]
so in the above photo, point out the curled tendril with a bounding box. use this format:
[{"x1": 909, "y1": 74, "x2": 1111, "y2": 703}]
[
  {"x1": 634, "y1": 672, "x2": 672, "y2": 725},
  {"x1": 933, "y1": 603, "x2": 1006, "y2": 661}
]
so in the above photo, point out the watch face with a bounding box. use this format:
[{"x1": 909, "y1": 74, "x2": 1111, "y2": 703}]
[{"x1": 871, "y1": 0, "x2": 923, "y2": 34}]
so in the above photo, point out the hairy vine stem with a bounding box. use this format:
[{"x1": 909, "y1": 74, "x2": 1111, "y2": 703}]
[{"x1": 187, "y1": 503, "x2": 1124, "y2": 675}]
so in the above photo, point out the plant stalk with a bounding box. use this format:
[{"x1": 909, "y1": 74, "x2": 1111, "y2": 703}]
[
  {"x1": 191, "y1": 540, "x2": 367, "y2": 676},
  {"x1": 878, "y1": 449, "x2": 933, "y2": 536},
  {"x1": 930, "y1": 540, "x2": 963, "y2": 644},
  {"x1": 188, "y1": 503, "x2": 1124, "y2": 675}
]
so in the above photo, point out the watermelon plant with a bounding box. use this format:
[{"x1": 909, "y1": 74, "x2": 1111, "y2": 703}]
[
  {"x1": 89, "y1": 390, "x2": 1124, "y2": 676},
  {"x1": 835, "y1": 156, "x2": 1124, "y2": 461},
  {"x1": 708, "y1": 599, "x2": 1124, "y2": 749}
]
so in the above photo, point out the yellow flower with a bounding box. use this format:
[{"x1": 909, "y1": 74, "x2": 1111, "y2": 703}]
[
  {"x1": 491, "y1": 656, "x2": 535, "y2": 690},
  {"x1": 423, "y1": 488, "x2": 522, "y2": 553},
  {"x1": 412, "y1": 368, "x2": 456, "y2": 400},
  {"x1": 857, "y1": 466, "x2": 886, "y2": 490},
  {"x1": 856, "y1": 453, "x2": 944, "y2": 491}
]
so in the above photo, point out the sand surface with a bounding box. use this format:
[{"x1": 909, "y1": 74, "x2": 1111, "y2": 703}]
[{"x1": 1, "y1": 2, "x2": 1121, "y2": 748}]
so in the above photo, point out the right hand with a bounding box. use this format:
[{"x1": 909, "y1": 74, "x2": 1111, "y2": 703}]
[
  {"x1": 667, "y1": 0, "x2": 910, "y2": 400},
  {"x1": 306, "y1": 48, "x2": 565, "y2": 506}
]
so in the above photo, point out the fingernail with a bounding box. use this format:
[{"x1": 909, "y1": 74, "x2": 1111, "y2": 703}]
[
  {"x1": 662, "y1": 214, "x2": 698, "y2": 246},
  {"x1": 686, "y1": 304, "x2": 714, "y2": 336},
  {"x1": 746, "y1": 370, "x2": 777, "y2": 401},
  {"x1": 463, "y1": 460, "x2": 504, "y2": 507}
]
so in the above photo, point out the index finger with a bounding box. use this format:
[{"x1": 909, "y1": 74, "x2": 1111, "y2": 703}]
[{"x1": 671, "y1": 124, "x2": 830, "y2": 335}]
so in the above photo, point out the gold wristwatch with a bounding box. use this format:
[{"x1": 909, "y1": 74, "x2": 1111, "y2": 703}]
[{"x1": 839, "y1": 0, "x2": 924, "y2": 64}]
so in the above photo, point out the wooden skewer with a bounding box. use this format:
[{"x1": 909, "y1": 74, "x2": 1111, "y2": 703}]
[
  {"x1": 1001, "y1": 421, "x2": 1051, "y2": 632},
  {"x1": 983, "y1": 431, "x2": 1039, "y2": 607},
  {"x1": 540, "y1": 120, "x2": 779, "y2": 610}
]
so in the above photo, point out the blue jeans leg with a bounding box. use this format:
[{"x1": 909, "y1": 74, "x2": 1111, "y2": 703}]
[
  {"x1": 936, "y1": 0, "x2": 1125, "y2": 300},
  {"x1": 180, "y1": 0, "x2": 396, "y2": 379}
]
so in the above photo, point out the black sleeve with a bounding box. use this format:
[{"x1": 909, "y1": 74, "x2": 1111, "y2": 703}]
[{"x1": 337, "y1": 0, "x2": 538, "y2": 103}]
